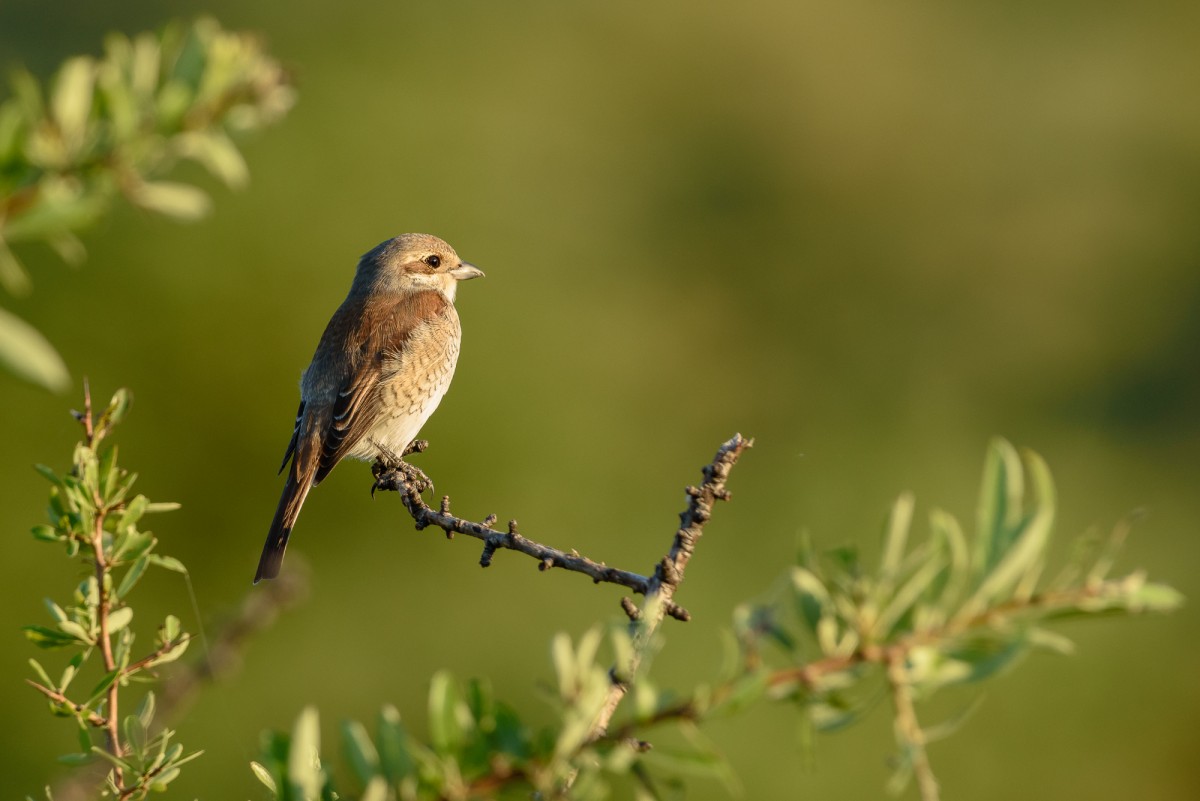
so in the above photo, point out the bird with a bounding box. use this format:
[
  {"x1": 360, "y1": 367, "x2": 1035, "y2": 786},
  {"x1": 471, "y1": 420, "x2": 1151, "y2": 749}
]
[{"x1": 254, "y1": 233, "x2": 484, "y2": 583}]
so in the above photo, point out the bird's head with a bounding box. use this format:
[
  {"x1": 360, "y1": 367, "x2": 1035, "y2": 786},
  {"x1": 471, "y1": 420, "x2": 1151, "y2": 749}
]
[{"x1": 354, "y1": 233, "x2": 484, "y2": 301}]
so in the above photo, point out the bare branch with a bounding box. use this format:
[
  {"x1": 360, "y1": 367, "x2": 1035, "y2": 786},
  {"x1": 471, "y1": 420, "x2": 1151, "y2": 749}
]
[
  {"x1": 586, "y1": 434, "x2": 752, "y2": 741},
  {"x1": 373, "y1": 463, "x2": 655, "y2": 596}
]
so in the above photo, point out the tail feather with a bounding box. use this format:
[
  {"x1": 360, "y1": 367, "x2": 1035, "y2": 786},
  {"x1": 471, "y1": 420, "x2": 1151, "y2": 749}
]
[{"x1": 255, "y1": 473, "x2": 313, "y2": 583}]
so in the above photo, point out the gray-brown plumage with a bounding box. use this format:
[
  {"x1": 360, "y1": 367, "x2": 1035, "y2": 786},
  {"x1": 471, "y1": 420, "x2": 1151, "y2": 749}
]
[{"x1": 255, "y1": 233, "x2": 483, "y2": 583}]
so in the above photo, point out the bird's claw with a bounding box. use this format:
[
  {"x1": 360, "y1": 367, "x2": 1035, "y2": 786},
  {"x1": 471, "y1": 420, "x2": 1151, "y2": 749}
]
[{"x1": 371, "y1": 457, "x2": 433, "y2": 496}]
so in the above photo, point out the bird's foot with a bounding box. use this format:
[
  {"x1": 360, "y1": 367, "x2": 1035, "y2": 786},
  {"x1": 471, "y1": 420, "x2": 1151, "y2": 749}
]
[{"x1": 371, "y1": 454, "x2": 434, "y2": 496}]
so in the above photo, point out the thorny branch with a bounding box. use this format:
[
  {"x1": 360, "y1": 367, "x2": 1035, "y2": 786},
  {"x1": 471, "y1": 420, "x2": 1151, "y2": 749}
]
[
  {"x1": 373, "y1": 433, "x2": 754, "y2": 764},
  {"x1": 587, "y1": 434, "x2": 752, "y2": 742},
  {"x1": 372, "y1": 438, "x2": 739, "y2": 622}
]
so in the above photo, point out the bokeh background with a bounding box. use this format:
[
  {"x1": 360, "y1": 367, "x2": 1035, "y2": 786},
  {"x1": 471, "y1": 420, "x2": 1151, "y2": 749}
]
[{"x1": 2, "y1": 1, "x2": 1198, "y2": 798}]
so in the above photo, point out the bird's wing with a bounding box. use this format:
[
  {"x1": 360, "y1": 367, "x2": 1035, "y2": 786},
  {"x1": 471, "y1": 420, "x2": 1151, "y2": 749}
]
[
  {"x1": 310, "y1": 289, "x2": 453, "y2": 484},
  {"x1": 277, "y1": 400, "x2": 305, "y2": 475}
]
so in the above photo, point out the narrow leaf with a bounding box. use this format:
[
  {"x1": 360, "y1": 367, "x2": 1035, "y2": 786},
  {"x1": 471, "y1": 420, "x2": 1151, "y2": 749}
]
[
  {"x1": 128, "y1": 181, "x2": 211, "y2": 220},
  {"x1": 0, "y1": 305, "x2": 70, "y2": 392},
  {"x1": 288, "y1": 707, "x2": 322, "y2": 801},
  {"x1": 250, "y1": 761, "x2": 277, "y2": 793}
]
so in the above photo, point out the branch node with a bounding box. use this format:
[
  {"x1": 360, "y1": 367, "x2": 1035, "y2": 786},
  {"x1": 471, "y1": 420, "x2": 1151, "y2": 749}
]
[
  {"x1": 684, "y1": 485, "x2": 702, "y2": 498},
  {"x1": 658, "y1": 557, "x2": 682, "y2": 586},
  {"x1": 440, "y1": 495, "x2": 452, "y2": 514},
  {"x1": 620, "y1": 597, "x2": 641, "y2": 621},
  {"x1": 539, "y1": 557, "x2": 554, "y2": 572},
  {"x1": 480, "y1": 539, "x2": 499, "y2": 568},
  {"x1": 665, "y1": 602, "x2": 691, "y2": 622},
  {"x1": 481, "y1": 513, "x2": 498, "y2": 529}
]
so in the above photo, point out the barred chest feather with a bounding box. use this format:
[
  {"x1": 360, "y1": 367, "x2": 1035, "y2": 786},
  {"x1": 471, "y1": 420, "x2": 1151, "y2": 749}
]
[{"x1": 348, "y1": 307, "x2": 462, "y2": 461}]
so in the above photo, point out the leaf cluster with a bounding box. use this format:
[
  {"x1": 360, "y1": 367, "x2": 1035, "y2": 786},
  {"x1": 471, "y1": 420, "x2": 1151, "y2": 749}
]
[
  {"x1": 24, "y1": 388, "x2": 198, "y2": 800},
  {"x1": 252, "y1": 438, "x2": 1181, "y2": 801},
  {"x1": 0, "y1": 17, "x2": 295, "y2": 391},
  {"x1": 730, "y1": 438, "x2": 1182, "y2": 795}
]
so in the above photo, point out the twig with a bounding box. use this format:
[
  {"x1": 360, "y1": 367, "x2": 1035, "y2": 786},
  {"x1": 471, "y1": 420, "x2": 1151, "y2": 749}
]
[
  {"x1": 25, "y1": 680, "x2": 108, "y2": 728},
  {"x1": 886, "y1": 647, "x2": 939, "y2": 801},
  {"x1": 375, "y1": 434, "x2": 752, "y2": 795},
  {"x1": 373, "y1": 445, "x2": 655, "y2": 596},
  {"x1": 78, "y1": 382, "x2": 125, "y2": 788},
  {"x1": 585, "y1": 434, "x2": 751, "y2": 742}
]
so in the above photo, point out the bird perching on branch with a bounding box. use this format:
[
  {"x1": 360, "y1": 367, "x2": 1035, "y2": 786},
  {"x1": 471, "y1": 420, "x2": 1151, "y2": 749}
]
[{"x1": 255, "y1": 233, "x2": 484, "y2": 583}]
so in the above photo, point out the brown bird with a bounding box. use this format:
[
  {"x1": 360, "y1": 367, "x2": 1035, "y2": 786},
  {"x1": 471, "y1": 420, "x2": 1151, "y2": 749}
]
[{"x1": 255, "y1": 233, "x2": 484, "y2": 583}]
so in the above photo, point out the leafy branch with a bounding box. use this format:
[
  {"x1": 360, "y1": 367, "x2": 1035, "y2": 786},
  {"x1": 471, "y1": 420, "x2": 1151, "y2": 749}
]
[
  {"x1": 24, "y1": 385, "x2": 198, "y2": 800},
  {"x1": 0, "y1": 17, "x2": 295, "y2": 391},
  {"x1": 255, "y1": 437, "x2": 1180, "y2": 800}
]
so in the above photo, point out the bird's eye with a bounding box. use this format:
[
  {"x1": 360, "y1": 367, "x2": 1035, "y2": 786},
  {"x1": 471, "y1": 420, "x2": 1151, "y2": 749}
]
[{"x1": 424, "y1": 255, "x2": 441, "y2": 269}]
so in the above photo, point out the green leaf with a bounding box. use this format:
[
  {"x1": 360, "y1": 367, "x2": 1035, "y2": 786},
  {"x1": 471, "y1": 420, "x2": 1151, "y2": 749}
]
[
  {"x1": 146, "y1": 636, "x2": 189, "y2": 668},
  {"x1": 145, "y1": 501, "x2": 181, "y2": 513},
  {"x1": 123, "y1": 714, "x2": 146, "y2": 759},
  {"x1": 877, "y1": 492, "x2": 915, "y2": 596},
  {"x1": 47, "y1": 231, "x2": 87, "y2": 266},
  {"x1": 149, "y1": 766, "x2": 181, "y2": 790},
  {"x1": 57, "y1": 753, "x2": 93, "y2": 766},
  {"x1": 107, "y1": 606, "x2": 133, "y2": 633},
  {"x1": 875, "y1": 549, "x2": 948, "y2": 638},
  {"x1": 51, "y1": 57, "x2": 95, "y2": 153},
  {"x1": 1, "y1": 188, "x2": 108, "y2": 244},
  {"x1": 0, "y1": 305, "x2": 70, "y2": 392},
  {"x1": 87, "y1": 669, "x2": 120, "y2": 703},
  {"x1": 137, "y1": 691, "x2": 156, "y2": 729},
  {"x1": 360, "y1": 777, "x2": 388, "y2": 801},
  {"x1": 98, "y1": 444, "x2": 119, "y2": 498},
  {"x1": 288, "y1": 707, "x2": 322, "y2": 801},
  {"x1": 927, "y1": 508, "x2": 968, "y2": 613},
  {"x1": 174, "y1": 130, "x2": 249, "y2": 188},
  {"x1": 112, "y1": 529, "x2": 154, "y2": 565},
  {"x1": 972, "y1": 438, "x2": 1024, "y2": 582},
  {"x1": 957, "y1": 449, "x2": 1055, "y2": 623},
  {"x1": 57, "y1": 619, "x2": 92, "y2": 644},
  {"x1": 250, "y1": 760, "x2": 277, "y2": 794},
  {"x1": 428, "y1": 671, "x2": 467, "y2": 754},
  {"x1": 128, "y1": 181, "x2": 211, "y2": 220},
  {"x1": 43, "y1": 598, "x2": 68, "y2": 623},
  {"x1": 147, "y1": 553, "x2": 187, "y2": 573},
  {"x1": 551, "y1": 631, "x2": 575, "y2": 698},
  {"x1": 341, "y1": 720, "x2": 379, "y2": 784},
  {"x1": 89, "y1": 745, "x2": 134, "y2": 773},
  {"x1": 24, "y1": 625, "x2": 80, "y2": 648},
  {"x1": 95, "y1": 388, "x2": 131, "y2": 439},
  {"x1": 0, "y1": 239, "x2": 32, "y2": 295},
  {"x1": 28, "y1": 658, "x2": 54, "y2": 687},
  {"x1": 33, "y1": 463, "x2": 62, "y2": 485},
  {"x1": 375, "y1": 705, "x2": 414, "y2": 785},
  {"x1": 116, "y1": 555, "x2": 150, "y2": 599},
  {"x1": 1128, "y1": 581, "x2": 1185, "y2": 613}
]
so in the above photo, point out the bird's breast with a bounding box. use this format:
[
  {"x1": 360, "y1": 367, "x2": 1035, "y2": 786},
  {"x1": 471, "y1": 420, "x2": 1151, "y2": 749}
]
[{"x1": 351, "y1": 313, "x2": 462, "y2": 460}]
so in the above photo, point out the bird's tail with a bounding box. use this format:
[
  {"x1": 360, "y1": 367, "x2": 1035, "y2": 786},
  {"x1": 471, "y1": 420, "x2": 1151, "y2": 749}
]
[{"x1": 255, "y1": 472, "x2": 313, "y2": 583}]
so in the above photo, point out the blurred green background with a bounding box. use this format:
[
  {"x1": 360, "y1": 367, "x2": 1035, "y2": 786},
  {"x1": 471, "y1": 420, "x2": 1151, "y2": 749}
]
[{"x1": 2, "y1": 1, "x2": 1198, "y2": 798}]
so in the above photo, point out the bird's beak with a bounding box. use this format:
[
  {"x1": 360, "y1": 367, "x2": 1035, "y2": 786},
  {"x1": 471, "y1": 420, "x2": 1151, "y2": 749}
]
[{"x1": 449, "y1": 262, "x2": 485, "y2": 281}]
